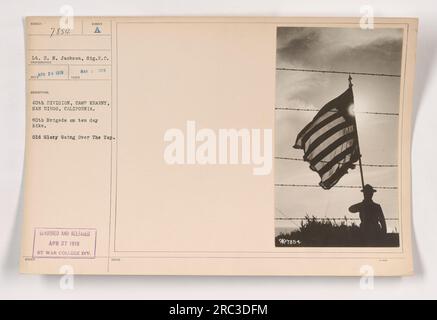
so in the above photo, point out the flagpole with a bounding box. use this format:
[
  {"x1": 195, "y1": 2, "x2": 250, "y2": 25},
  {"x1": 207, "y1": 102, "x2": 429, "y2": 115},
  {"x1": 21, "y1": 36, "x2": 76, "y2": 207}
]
[{"x1": 349, "y1": 75, "x2": 365, "y2": 189}]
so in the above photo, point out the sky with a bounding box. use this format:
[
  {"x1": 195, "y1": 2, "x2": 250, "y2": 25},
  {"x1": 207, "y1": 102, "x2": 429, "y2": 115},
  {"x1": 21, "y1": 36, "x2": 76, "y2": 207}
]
[{"x1": 275, "y1": 27, "x2": 404, "y2": 233}]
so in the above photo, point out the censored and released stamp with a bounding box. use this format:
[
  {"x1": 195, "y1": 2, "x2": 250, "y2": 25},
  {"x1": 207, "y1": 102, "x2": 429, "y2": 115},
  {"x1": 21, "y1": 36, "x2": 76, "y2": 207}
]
[{"x1": 32, "y1": 228, "x2": 97, "y2": 259}]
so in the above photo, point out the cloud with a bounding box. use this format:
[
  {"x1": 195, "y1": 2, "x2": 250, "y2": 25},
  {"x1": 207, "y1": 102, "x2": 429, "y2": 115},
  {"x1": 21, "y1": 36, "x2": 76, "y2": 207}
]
[{"x1": 277, "y1": 27, "x2": 403, "y2": 75}]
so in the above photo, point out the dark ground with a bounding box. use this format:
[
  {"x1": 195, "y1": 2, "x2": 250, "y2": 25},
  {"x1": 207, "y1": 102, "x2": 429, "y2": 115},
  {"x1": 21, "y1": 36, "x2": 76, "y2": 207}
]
[{"x1": 275, "y1": 216, "x2": 400, "y2": 247}]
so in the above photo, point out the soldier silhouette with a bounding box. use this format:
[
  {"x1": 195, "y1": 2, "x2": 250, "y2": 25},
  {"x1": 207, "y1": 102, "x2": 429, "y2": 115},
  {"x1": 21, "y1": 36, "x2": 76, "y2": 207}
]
[{"x1": 348, "y1": 184, "x2": 387, "y2": 244}]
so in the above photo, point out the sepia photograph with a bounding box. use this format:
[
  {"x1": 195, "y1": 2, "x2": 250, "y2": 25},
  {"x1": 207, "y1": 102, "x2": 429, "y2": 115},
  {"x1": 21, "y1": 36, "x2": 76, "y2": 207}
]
[{"x1": 275, "y1": 27, "x2": 404, "y2": 247}]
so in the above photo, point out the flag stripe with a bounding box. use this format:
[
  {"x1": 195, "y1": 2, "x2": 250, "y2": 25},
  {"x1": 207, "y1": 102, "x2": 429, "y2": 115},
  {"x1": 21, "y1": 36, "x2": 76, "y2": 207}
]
[
  {"x1": 306, "y1": 125, "x2": 355, "y2": 162},
  {"x1": 304, "y1": 121, "x2": 352, "y2": 159},
  {"x1": 313, "y1": 140, "x2": 355, "y2": 171},
  {"x1": 303, "y1": 116, "x2": 346, "y2": 150},
  {"x1": 318, "y1": 145, "x2": 357, "y2": 176},
  {"x1": 295, "y1": 111, "x2": 335, "y2": 147},
  {"x1": 300, "y1": 112, "x2": 343, "y2": 147},
  {"x1": 309, "y1": 131, "x2": 356, "y2": 166},
  {"x1": 320, "y1": 166, "x2": 349, "y2": 189},
  {"x1": 321, "y1": 154, "x2": 359, "y2": 188}
]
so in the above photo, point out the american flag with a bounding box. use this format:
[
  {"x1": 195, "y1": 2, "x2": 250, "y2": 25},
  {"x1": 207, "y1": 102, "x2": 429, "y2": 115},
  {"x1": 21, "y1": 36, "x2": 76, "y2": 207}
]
[{"x1": 293, "y1": 85, "x2": 360, "y2": 190}]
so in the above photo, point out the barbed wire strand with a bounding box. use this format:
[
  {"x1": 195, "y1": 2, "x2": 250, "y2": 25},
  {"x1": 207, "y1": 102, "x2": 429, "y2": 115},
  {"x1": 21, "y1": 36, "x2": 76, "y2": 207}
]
[
  {"x1": 275, "y1": 208, "x2": 303, "y2": 227},
  {"x1": 275, "y1": 68, "x2": 399, "y2": 115},
  {"x1": 275, "y1": 156, "x2": 397, "y2": 168},
  {"x1": 276, "y1": 67, "x2": 401, "y2": 78},
  {"x1": 275, "y1": 107, "x2": 399, "y2": 116},
  {"x1": 275, "y1": 183, "x2": 397, "y2": 190}
]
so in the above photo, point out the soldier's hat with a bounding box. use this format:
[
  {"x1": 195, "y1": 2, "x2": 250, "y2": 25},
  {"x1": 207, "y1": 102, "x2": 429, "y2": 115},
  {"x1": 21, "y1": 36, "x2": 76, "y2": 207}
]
[{"x1": 361, "y1": 184, "x2": 377, "y2": 193}]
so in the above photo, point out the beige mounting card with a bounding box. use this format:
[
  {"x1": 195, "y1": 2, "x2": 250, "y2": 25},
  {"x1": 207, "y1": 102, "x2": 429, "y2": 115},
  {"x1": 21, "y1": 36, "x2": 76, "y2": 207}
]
[{"x1": 21, "y1": 17, "x2": 417, "y2": 276}]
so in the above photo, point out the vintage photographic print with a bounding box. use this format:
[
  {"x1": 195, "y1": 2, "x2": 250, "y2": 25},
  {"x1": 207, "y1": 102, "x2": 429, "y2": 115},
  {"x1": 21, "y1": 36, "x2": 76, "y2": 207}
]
[
  {"x1": 275, "y1": 27, "x2": 404, "y2": 247},
  {"x1": 20, "y1": 17, "x2": 416, "y2": 276}
]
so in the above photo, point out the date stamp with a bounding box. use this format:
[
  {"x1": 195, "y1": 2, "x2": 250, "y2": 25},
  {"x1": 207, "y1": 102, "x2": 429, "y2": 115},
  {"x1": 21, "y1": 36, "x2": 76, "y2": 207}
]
[{"x1": 32, "y1": 228, "x2": 97, "y2": 259}]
